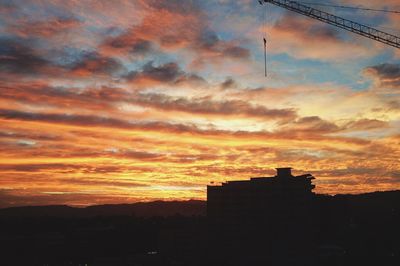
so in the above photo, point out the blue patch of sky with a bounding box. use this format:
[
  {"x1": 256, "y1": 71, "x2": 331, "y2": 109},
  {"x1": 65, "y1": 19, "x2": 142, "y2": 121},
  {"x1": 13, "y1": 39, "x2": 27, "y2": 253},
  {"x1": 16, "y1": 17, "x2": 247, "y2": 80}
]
[
  {"x1": 123, "y1": 49, "x2": 184, "y2": 74},
  {"x1": 49, "y1": 47, "x2": 91, "y2": 67},
  {"x1": 101, "y1": 26, "x2": 126, "y2": 38},
  {"x1": 245, "y1": 51, "x2": 371, "y2": 90}
]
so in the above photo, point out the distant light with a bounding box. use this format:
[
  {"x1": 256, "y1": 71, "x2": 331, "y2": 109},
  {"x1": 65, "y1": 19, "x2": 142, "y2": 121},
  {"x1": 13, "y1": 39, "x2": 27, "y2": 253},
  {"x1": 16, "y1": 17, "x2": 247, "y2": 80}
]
[{"x1": 147, "y1": 251, "x2": 158, "y2": 255}]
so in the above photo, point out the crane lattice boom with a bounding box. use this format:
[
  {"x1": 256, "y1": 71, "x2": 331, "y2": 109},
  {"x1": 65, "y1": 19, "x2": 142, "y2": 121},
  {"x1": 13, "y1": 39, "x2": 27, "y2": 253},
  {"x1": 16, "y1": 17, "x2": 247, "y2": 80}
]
[{"x1": 263, "y1": 0, "x2": 400, "y2": 49}]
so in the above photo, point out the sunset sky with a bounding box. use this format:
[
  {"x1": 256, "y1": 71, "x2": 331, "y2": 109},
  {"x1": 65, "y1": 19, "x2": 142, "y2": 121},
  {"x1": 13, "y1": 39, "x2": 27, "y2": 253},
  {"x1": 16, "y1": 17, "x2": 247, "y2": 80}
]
[{"x1": 0, "y1": 0, "x2": 399, "y2": 207}]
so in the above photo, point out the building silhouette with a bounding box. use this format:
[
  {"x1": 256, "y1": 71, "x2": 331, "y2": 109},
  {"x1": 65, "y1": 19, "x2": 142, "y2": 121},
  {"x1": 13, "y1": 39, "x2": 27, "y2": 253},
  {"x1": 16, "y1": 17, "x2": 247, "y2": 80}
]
[
  {"x1": 207, "y1": 167, "x2": 315, "y2": 222},
  {"x1": 207, "y1": 168, "x2": 317, "y2": 265}
]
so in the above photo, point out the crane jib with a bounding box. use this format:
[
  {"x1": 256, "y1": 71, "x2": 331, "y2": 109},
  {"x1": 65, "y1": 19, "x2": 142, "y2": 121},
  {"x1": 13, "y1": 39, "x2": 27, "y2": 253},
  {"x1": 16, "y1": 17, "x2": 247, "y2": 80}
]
[{"x1": 262, "y1": 0, "x2": 400, "y2": 49}]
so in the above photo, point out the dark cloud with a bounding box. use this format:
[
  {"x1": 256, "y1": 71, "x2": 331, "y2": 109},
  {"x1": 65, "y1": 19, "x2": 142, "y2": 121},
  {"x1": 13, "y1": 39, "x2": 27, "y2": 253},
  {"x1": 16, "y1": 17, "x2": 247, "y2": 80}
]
[
  {"x1": 118, "y1": 150, "x2": 165, "y2": 160},
  {"x1": 60, "y1": 178, "x2": 149, "y2": 188},
  {"x1": 0, "y1": 109, "x2": 136, "y2": 129},
  {"x1": 0, "y1": 162, "x2": 155, "y2": 176},
  {"x1": 127, "y1": 61, "x2": 181, "y2": 82},
  {"x1": 279, "y1": 116, "x2": 389, "y2": 135},
  {"x1": 387, "y1": 100, "x2": 400, "y2": 110},
  {"x1": 0, "y1": 38, "x2": 123, "y2": 78},
  {"x1": 344, "y1": 119, "x2": 389, "y2": 131},
  {"x1": 0, "y1": 82, "x2": 129, "y2": 111},
  {"x1": 124, "y1": 61, "x2": 205, "y2": 85},
  {"x1": 0, "y1": 108, "x2": 297, "y2": 139},
  {"x1": 220, "y1": 77, "x2": 237, "y2": 89},
  {"x1": 309, "y1": 25, "x2": 340, "y2": 40},
  {"x1": 109, "y1": 37, "x2": 154, "y2": 55},
  {"x1": 197, "y1": 31, "x2": 219, "y2": 49},
  {"x1": 0, "y1": 38, "x2": 50, "y2": 74},
  {"x1": 0, "y1": 163, "x2": 78, "y2": 172},
  {"x1": 194, "y1": 30, "x2": 250, "y2": 61},
  {"x1": 145, "y1": 0, "x2": 201, "y2": 14},
  {"x1": 6, "y1": 17, "x2": 81, "y2": 38},
  {"x1": 133, "y1": 93, "x2": 297, "y2": 120},
  {"x1": 371, "y1": 100, "x2": 400, "y2": 112},
  {"x1": 0, "y1": 131, "x2": 62, "y2": 141},
  {"x1": 367, "y1": 63, "x2": 400, "y2": 79},
  {"x1": 0, "y1": 1, "x2": 15, "y2": 14},
  {"x1": 68, "y1": 51, "x2": 125, "y2": 76},
  {"x1": 222, "y1": 45, "x2": 250, "y2": 59},
  {"x1": 313, "y1": 167, "x2": 386, "y2": 178},
  {"x1": 0, "y1": 108, "x2": 204, "y2": 134},
  {"x1": 175, "y1": 73, "x2": 205, "y2": 85},
  {"x1": 130, "y1": 39, "x2": 154, "y2": 55},
  {"x1": 364, "y1": 63, "x2": 400, "y2": 88},
  {"x1": 0, "y1": 80, "x2": 285, "y2": 120},
  {"x1": 279, "y1": 116, "x2": 340, "y2": 134},
  {"x1": 390, "y1": 171, "x2": 400, "y2": 179},
  {"x1": 191, "y1": 164, "x2": 273, "y2": 177},
  {"x1": 274, "y1": 149, "x2": 323, "y2": 162}
]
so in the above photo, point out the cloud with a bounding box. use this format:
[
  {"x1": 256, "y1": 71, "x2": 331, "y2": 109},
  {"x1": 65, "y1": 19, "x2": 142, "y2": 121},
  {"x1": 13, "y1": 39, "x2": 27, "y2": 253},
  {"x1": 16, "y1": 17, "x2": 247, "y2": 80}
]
[
  {"x1": 68, "y1": 51, "x2": 125, "y2": 77},
  {"x1": 0, "y1": 131, "x2": 62, "y2": 142},
  {"x1": 0, "y1": 108, "x2": 204, "y2": 134},
  {"x1": 124, "y1": 61, "x2": 205, "y2": 86},
  {"x1": 16, "y1": 140, "x2": 37, "y2": 147},
  {"x1": 0, "y1": 38, "x2": 50, "y2": 75},
  {"x1": 364, "y1": 63, "x2": 400, "y2": 89},
  {"x1": 344, "y1": 118, "x2": 389, "y2": 131},
  {"x1": 0, "y1": 163, "x2": 81, "y2": 173},
  {"x1": 266, "y1": 12, "x2": 372, "y2": 61},
  {"x1": 60, "y1": 178, "x2": 149, "y2": 188},
  {"x1": 0, "y1": 38, "x2": 124, "y2": 79},
  {"x1": 278, "y1": 116, "x2": 340, "y2": 134},
  {"x1": 6, "y1": 17, "x2": 81, "y2": 38},
  {"x1": 118, "y1": 150, "x2": 165, "y2": 161},
  {"x1": 0, "y1": 82, "x2": 127, "y2": 111},
  {"x1": 275, "y1": 115, "x2": 392, "y2": 136},
  {"x1": 0, "y1": 109, "x2": 137, "y2": 130},
  {"x1": 125, "y1": 61, "x2": 183, "y2": 83},
  {"x1": 220, "y1": 77, "x2": 237, "y2": 89},
  {"x1": 194, "y1": 30, "x2": 250, "y2": 61},
  {"x1": 0, "y1": 108, "x2": 362, "y2": 147},
  {"x1": 132, "y1": 93, "x2": 297, "y2": 120},
  {"x1": 101, "y1": 0, "x2": 250, "y2": 66},
  {"x1": 387, "y1": 100, "x2": 400, "y2": 111},
  {"x1": 0, "y1": 1, "x2": 15, "y2": 13},
  {"x1": 107, "y1": 36, "x2": 155, "y2": 56},
  {"x1": 130, "y1": 39, "x2": 154, "y2": 55}
]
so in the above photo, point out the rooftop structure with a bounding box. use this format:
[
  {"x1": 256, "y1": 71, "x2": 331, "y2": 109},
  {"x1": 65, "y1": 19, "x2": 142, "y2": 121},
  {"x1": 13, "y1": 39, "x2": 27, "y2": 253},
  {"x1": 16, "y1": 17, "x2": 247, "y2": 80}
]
[{"x1": 207, "y1": 167, "x2": 316, "y2": 222}]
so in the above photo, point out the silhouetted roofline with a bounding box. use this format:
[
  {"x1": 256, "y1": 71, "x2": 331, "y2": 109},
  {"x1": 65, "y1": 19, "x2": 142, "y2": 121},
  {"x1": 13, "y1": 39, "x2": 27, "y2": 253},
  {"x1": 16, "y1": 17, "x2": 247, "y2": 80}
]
[{"x1": 207, "y1": 168, "x2": 316, "y2": 188}]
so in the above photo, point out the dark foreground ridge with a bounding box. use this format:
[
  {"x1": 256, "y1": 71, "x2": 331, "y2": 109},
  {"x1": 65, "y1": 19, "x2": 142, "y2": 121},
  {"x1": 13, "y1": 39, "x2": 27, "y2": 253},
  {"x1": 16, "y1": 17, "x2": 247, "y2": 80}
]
[
  {"x1": 1, "y1": 168, "x2": 399, "y2": 266},
  {"x1": 0, "y1": 200, "x2": 206, "y2": 218}
]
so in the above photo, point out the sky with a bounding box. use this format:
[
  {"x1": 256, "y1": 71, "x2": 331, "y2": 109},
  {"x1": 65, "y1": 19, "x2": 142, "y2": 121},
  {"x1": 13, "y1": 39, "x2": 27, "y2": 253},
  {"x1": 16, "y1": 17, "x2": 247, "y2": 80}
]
[{"x1": 0, "y1": 0, "x2": 399, "y2": 207}]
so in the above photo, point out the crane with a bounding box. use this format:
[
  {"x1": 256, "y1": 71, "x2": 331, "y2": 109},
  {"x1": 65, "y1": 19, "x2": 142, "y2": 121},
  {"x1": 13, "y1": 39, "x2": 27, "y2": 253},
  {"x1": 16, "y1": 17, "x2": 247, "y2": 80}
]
[{"x1": 259, "y1": 0, "x2": 400, "y2": 49}]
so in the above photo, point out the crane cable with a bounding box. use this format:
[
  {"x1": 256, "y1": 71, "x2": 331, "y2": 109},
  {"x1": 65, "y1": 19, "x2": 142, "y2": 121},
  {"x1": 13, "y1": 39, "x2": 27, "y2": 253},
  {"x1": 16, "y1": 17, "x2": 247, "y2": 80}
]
[
  {"x1": 264, "y1": 2, "x2": 267, "y2": 77},
  {"x1": 259, "y1": 1, "x2": 268, "y2": 77},
  {"x1": 298, "y1": 2, "x2": 400, "y2": 14}
]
